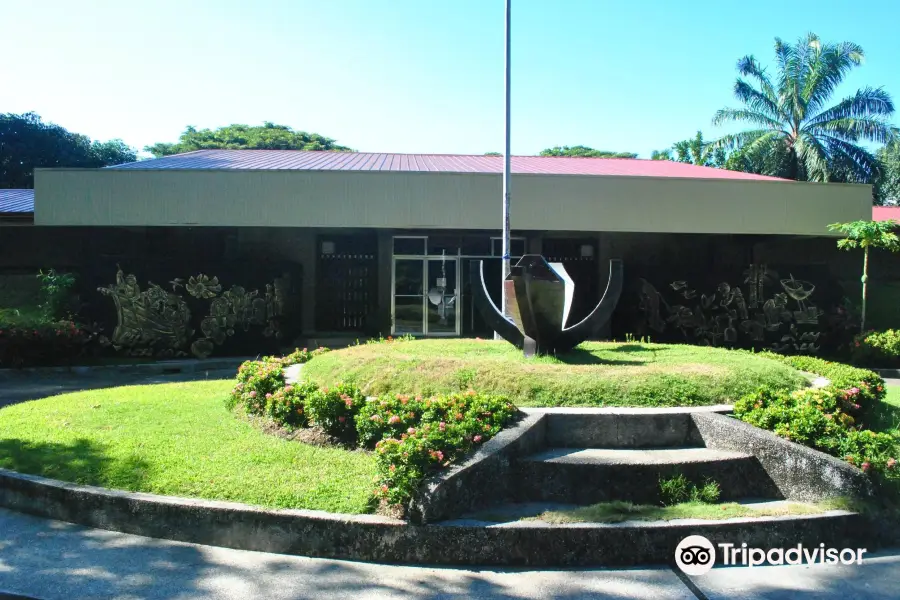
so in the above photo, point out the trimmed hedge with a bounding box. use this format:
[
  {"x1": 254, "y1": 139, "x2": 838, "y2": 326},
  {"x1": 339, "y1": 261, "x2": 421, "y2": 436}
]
[
  {"x1": 0, "y1": 321, "x2": 98, "y2": 368},
  {"x1": 736, "y1": 353, "x2": 898, "y2": 485},
  {"x1": 851, "y1": 329, "x2": 900, "y2": 368},
  {"x1": 229, "y1": 348, "x2": 519, "y2": 507}
]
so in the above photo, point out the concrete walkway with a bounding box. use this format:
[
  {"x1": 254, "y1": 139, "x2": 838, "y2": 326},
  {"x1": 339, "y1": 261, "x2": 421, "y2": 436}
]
[{"x1": 0, "y1": 508, "x2": 898, "y2": 600}]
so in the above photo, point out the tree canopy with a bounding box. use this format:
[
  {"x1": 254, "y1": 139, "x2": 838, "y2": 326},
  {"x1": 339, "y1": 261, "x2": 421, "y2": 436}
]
[
  {"x1": 0, "y1": 112, "x2": 137, "y2": 189},
  {"x1": 875, "y1": 141, "x2": 900, "y2": 205},
  {"x1": 712, "y1": 33, "x2": 896, "y2": 183},
  {"x1": 651, "y1": 132, "x2": 729, "y2": 167},
  {"x1": 539, "y1": 146, "x2": 637, "y2": 159},
  {"x1": 145, "y1": 122, "x2": 352, "y2": 157}
]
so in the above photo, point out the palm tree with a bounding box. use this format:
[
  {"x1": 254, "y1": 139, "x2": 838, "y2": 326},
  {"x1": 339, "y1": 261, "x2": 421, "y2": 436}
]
[{"x1": 713, "y1": 33, "x2": 895, "y2": 183}]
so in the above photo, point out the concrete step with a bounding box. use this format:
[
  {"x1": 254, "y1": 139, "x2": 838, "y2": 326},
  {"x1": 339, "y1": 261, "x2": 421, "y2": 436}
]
[
  {"x1": 445, "y1": 499, "x2": 830, "y2": 527},
  {"x1": 523, "y1": 406, "x2": 730, "y2": 449},
  {"x1": 514, "y1": 447, "x2": 782, "y2": 505}
]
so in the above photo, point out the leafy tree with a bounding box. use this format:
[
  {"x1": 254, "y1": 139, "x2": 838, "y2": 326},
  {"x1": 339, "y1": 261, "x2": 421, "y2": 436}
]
[
  {"x1": 652, "y1": 132, "x2": 728, "y2": 167},
  {"x1": 145, "y1": 122, "x2": 352, "y2": 157},
  {"x1": 874, "y1": 141, "x2": 900, "y2": 205},
  {"x1": 713, "y1": 33, "x2": 895, "y2": 183},
  {"x1": 828, "y1": 220, "x2": 900, "y2": 332},
  {"x1": 89, "y1": 139, "x2": 137, "y2": 166},
  {"x1": 0, "y1": 112, "x2": 136, "y2": 188},
  {"x1": 539, "y1": 146, "x2": 637, "y2": 159}
]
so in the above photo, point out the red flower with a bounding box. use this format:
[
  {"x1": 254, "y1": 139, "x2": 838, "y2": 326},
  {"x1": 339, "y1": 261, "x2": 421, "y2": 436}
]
[{"x1": 861, "y1": 462, "x2": 871, "y2": 472}]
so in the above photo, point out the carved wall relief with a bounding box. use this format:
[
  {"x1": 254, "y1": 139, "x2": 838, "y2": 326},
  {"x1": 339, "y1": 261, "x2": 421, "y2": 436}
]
[
  {"x1": 638, "y1": 264, "x2": 824, "y2": 354},
  {"x1": 98, "y1": 266, "x2": 290, "y2": 359}
]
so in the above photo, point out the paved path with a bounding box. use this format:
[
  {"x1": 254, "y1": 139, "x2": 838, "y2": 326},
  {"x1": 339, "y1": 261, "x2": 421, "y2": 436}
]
[
  {"x1": 0, "y1": 369, "x2": 237, "y2": 409},
  {"x1": 0, "y1": 508, "x2": 898, "y2": 600}
]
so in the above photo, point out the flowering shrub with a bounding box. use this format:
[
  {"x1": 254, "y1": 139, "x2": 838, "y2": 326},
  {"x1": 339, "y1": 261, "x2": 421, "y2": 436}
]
[
  {"x1": 850, "y1": 329, "x2": 900, "y2": 368},
  {"x1": 306, "y1": 383, "x2": 366, "y2": 438},
  {"x1": 229, "y1": 358, "x2": 285, "y2": 412},
  {"x1": 228, "y1": 348, "x2": 328, "y2": 412},
  {"x1": 760, "y1": 353, "x2": 885, "y2": 414},
  {"x1": 266, "y1": 380, "x2": 318, "y2": 429},
  {"x1": 367, "y1": 391, "x2": 517, "y2": 504},
  {"x1": 734, "y1": 386, "x2": 898, "y2": 476},
  {"x1": 0, "y1": 320, "x2": 98, "y2": 367}
]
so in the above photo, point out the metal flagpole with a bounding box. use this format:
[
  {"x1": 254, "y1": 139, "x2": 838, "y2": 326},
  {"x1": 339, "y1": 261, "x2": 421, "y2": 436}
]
[{"x1": 497, "y1": 0, "x2": 512, "y2": 339}]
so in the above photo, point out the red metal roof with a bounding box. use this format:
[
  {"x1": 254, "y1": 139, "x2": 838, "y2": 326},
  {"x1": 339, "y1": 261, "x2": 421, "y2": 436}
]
[
  {"x1": 108, "y1": 150, "x2": 785, "y2": 181},
  {"x1": 0, "y1": 189, "x2": 34, "y2": 213},
  {"x1": 873, "y1": 206, "x2": 900, "y2": 222}
]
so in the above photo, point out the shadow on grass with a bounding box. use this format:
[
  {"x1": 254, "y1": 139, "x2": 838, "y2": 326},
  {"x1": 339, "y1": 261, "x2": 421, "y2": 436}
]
[
  {"x1": 867, "y1": 400, "x2": 900, "y2": 434},
  {"x1": 0, "y1": 438, "x2": 150, "y2": 490},
  {"x1": 554, "y1": 347, "x2": 649, "y2": 366}
]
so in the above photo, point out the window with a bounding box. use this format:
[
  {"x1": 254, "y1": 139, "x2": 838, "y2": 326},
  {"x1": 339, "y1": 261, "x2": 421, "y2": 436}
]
[
  {"x1": 393, "y1": 236, "x2": 426, "y2": 256},
  {"x1": 491, "y1": 237, "x2": 526, "y2": 258}
]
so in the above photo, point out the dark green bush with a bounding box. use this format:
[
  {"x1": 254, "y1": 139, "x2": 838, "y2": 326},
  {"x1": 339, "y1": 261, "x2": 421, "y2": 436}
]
[
  {"x1": 0, "y1": 320, "x2": 98, "y2": 368},
  {"x1": 851, "y1": 329, "x2": 900, "y2": 368}
]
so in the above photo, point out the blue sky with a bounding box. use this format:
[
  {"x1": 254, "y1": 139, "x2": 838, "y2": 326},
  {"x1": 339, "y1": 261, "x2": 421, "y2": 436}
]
[{"x1": 2, "y1": 0, "x2": 898, "y2": 158}]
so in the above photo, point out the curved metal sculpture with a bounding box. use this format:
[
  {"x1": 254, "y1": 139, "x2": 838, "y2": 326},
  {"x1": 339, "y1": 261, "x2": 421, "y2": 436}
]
[{"x1": 470, "y1": 255, "x2": 624, "y2": 357}]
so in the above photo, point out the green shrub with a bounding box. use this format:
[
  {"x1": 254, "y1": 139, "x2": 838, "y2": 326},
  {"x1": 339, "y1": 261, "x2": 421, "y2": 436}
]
[
  {"x1": 735, "y1": 386, "x2": 899, "y2": 476},
  {"x1": 851, "y1": 330, "x2": 900, "y2": 368},
  {"x1": 36, "y1": 268, "x2": 77, "y2": 321},
  {"x1": 306, "y1": 383, "x2": 366, "y2": 438},
  {"x1": 0, "y1": 320, "x2": 98, "y2": 368},
  {"x1": 266, "y1": 380, "x2": 318, "y2": 429},
  {"x1": 658, "y1": 475, "x2": 720, "y2": 506},
  {"x1": 229, "y1": 348, "x2": 329, "y2": 413},
  {"x1": 760, "y1": 352, "x2": 885, "y2": 421},
  {"x1": 659, "y1": 474, "x2": 691, "y2": 505},
  {"x1": 692, "y1": 479, "x2": 721, "y2": 504},
  {"x1": 230, "y1": 358, "x2": 285, "y2": 413},
  {"x1": 281, "y1": 346, "x2": 330, "y2": 366}
]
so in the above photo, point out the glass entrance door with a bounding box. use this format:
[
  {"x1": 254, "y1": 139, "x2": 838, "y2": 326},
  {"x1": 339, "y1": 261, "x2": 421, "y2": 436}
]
[
  {"x1": 392, "y1": 259, "x2": 425, "y2": 335},
  {"x1": 392, "y1": 256, "x2": 460, "y2": 336},
  {"x1": 425, "y1": 256, "x2": 458, "y2": 335}
]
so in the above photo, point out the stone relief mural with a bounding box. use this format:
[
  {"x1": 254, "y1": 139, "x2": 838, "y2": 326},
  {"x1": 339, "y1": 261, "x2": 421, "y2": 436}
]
[
  {"x1": 98, "y1": 266, "x2": 288, "y2": 359},
  {"x1": 638, "y1": 264, "x2": 823, "y2": 354}
]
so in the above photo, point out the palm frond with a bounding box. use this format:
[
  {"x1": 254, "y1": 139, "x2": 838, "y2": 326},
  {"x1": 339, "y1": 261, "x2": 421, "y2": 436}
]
[
  {"x1": 806, "y1": 87, "x2": 895, "y2": 126},
  {"x1": 794, "y1": 132, "x2": 830, "y2": 182},
  {"x1": 773, "y1": 37, "x2": 802, "y2": 124},
  {"x1": 820, "y1": 135, "x2": 880, "y2": 182},
  {"x1": 806, "y1": 116, "x2": 896, "y2": 144},
  {"x1": 736, "y1": 56, "x2": 779, "y2": 104},
  {"x1": 712, "y1": 108, "x2": 784, "y2": 130},
  {"x1": 734, "y1": 79, "x2": 782, "y2": 120},
  {"x1": 803, "y1": 40, "x2": 865, "y2": 115}
]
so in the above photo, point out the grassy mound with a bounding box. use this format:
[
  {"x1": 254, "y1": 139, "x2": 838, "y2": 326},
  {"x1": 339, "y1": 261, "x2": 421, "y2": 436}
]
[
  {"x1": 302, "y1": 339, "x2": 808, "y2": 407},
  {"x1": 0, "y1": 380, "x2": 375, "y2": 513}
]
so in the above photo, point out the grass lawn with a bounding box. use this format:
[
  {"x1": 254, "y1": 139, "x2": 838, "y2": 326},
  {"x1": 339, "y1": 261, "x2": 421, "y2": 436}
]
[
  {"x1": 518, "y1": 500, "x2": 832, "y2": 524},
  {"x1": 302, "y1": 339, "x2": 808, "y2": 407},
  {"x1": 0, "y1": 380, "x2": 376, "y2": 513}
]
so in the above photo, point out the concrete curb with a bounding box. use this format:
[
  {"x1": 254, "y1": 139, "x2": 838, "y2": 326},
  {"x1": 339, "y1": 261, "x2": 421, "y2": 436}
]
[
  {"x1": 874, "y1": 368, "x2": 900, "y2": 379},
  {"x1": 0, "y1": 356, "x2": 251, "y2": 379},
  {"x1": 408, "y1": 412, "x2": 547, "y2": 524},
  {"x1": 0, "y1": 468, "x2": 870, "y2": 567},
  {"x1": 692, "y1": 412, "x2": 873, "y2": 501}
]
